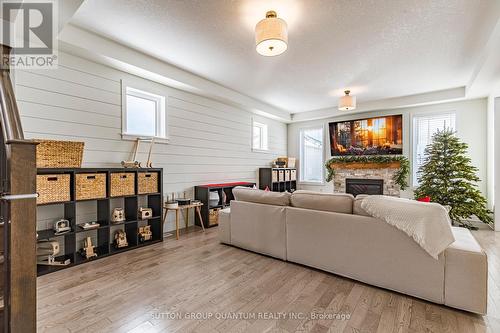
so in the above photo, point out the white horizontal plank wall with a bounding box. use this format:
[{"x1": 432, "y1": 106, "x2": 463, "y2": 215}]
[{"x1": 16, "y1": 52, "x2": 287, "y2": 234}]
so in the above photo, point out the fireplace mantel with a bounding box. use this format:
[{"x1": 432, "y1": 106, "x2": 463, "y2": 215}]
[
  {"x1": 329, "y1": 161, "x2": 401, "y2": 170},
  {"x1": 326, "y1": 156, "x2": 409, "y2": 194}
]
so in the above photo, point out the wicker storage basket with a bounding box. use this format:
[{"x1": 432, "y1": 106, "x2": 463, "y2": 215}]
[
  {"x1": 35, "y1": 139, "x2": 84, "y2": 168},
  {"x1": 76, "y1": 173, "x2": 107, "y2": 200},
  {"x1": 209, "y1": 208, "x2": 220, "y2": 226},
  {"x1": 138, "y1": 172, "x2": 159, "y2": 194},
  {"x1": 37, "y1": 174, "x2": 71, "y2": 204},
  {"x1": 110, "y1": 172, "x2": 135, "y2": 197}
]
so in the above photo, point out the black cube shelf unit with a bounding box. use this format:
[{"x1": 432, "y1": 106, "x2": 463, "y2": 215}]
[
  {"x1": 194, "y1": 182, "x2": 255, "y2": 228},
  {"x1": 36, "y1": 168, "x2": 163, "y2": 276},
  {"x1": 259, "y1": 168, "x2": 297, "y2": 192}
]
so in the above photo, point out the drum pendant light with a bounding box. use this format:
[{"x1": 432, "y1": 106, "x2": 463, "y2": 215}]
[
  {"x1": 339, "y1": 90, "x2": 357, "y2": 111},
  {"x1": 255, "y1": 11, "x2": 288, "y2": 57}
]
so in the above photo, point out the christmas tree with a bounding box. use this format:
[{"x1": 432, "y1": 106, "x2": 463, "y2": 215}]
[{"x1": 414, "y1": 129, "x2": 492, "y2": 228}]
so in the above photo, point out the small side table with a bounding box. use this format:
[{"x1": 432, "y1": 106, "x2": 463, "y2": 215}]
[{"x1": 163, "y1": 202, "x2": 205, "y2": 240}]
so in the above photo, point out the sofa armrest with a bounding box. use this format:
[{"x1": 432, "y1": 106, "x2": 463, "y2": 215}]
[
  {"x1": 218, "y1": 208, "x2": 231, "y2": 244},
  {"x1": 444, "y1": 227, "x2": 488, "y2": 314}
]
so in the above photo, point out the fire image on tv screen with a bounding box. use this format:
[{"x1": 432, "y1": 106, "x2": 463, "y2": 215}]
[{"x1": 329, "y1": 115, "x2": 403, "y2": 156}]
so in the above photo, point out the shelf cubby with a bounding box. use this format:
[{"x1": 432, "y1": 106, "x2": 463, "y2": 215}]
[
  {"x1": 259, "y1": 168, "x2": 297, "y2": 193},
  {"x1": 194, "y1": 182, "x2": 255, "y2": 228},
  {"x1": 36, "y1": 168, "x2": 163, "y2": 276}
]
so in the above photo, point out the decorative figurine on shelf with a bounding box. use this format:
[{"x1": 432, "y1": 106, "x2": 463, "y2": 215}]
[
  {"x1": 77, "y1": 221, "x2": 100, "y2": 230},
  {"x1": 114, "y1": 230, "x2": 128, "y2": 248},
  {"x1": 138, "y1": 207, "x2": 153, "y2": 220},
  {"x1": 111, "y1": 208, "x2": 125, "y2": 223},
  {"x1": 138, "y1": 225, "x2": 152, "y2": 242},
  {"x1": 79, "y1": 236, "x2": 97, "y2": 259},
  {"x1": 37, "y1": 240, "x2": 71, "y2": 266},
  {"x1": 145, "y1": 137, "x2": 155, "y2": 168},
  {"x1": 53, "y1": 219, "x2": 71, "y2": 235},
  {"x1": 165, "y1": 194, "x2": 178, "y2": 209},
  {"x1": 175, "y1": 191, "x2": 191, "y2": 206},
  {"x1": 121, "y1": 137, "x2": 155, "y2": 168},
  {"x1": 209, "y1": 191, "x2": 219, "y2": 207},
  {"x1": 121, "y1": 138, "x2": 141, "y2": 168}
]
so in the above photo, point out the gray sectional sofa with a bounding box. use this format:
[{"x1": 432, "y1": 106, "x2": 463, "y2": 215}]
[{"x1": 218, "y1": 188, "x2": 488, "y2": 314}]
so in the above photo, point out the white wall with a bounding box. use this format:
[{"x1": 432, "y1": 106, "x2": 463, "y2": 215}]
[
  {"x1": 16, "y1": 52, "x2": 287, "y2": 233},
  {"x1": 288, "y1": 99, "x2": 489, "y2": 199}
]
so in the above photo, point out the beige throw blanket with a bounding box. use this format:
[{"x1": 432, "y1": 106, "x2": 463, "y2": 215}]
[{"x1": 360, "y1": 195, "x2": 455, "y2": 259}]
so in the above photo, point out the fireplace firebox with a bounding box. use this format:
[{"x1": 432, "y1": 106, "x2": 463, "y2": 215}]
[{"x1": 346, "y1": 178, "x2": 384, "y2": 197}]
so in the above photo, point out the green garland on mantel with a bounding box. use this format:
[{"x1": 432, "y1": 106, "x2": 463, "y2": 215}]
[{"x1": 325, "y1": 155, "x2": 410, "y2": 190}]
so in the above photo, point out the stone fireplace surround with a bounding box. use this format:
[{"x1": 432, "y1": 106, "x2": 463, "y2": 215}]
[{"x1": 333, "y1": 166, "x2": 401, "y2": 197}]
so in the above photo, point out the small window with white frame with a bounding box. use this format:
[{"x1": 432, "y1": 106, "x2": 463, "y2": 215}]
[
  {"x1": 299, "y1": 126, "x2": 324, "y2": 183},
  {"x1": 412, "y1": 112, "x2": 456, "y2": 186},
  {"x1": 122, "y1": 86, "x2": 167, "y2": 140},
  {"x1": 252, "y1": 121, "x2": 268, "y2": 151}
]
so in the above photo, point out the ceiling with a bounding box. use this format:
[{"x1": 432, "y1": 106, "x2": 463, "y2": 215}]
[{"x1": 70, "y1": 0, "x2": 497, "y2": 114}]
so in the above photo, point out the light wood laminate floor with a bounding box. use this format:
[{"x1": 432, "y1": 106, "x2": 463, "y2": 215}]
[{"x1": 38, "y1": 227, "x2": 500, "y2": 333}]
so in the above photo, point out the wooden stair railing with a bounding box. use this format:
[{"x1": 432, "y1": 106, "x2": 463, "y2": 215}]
[{"x1": 0, "y1": 45, "x2": 37, "y2": 333}]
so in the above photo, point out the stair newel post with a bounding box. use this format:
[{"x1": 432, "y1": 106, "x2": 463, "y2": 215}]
[{"x1": 0, "y1": 44, "x2": 37, "y2": 333}]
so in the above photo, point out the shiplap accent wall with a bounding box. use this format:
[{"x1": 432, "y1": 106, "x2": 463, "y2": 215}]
[{"x1": 16, "y1": 52, "x2": 287, "y2": 233}]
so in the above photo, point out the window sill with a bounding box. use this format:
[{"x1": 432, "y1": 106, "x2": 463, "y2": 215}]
[
  {"x1": 121, "y1": 133, "x2": 170, "y2": 144},
  {"x1": 252, "y1": 148, "x2": 269, "y2": 153}
]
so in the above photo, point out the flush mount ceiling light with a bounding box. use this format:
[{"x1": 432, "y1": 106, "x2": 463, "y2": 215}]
[
  {"x1": 255, "y1": 10, "x2": 288, "y2": 57},
  {"x1": 338, "y1": 90, "x2": 357, "y2": 111}
]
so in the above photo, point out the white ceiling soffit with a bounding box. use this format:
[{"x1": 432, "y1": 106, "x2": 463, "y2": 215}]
[
  {"x1": 0, "y1": 0, "x2": 81, "y2": 48},
  {"x1": 58, "y1": 0, "x2": 85, "y2": 32},
  {"x1": 58, "y1": 24, "x2": 291, "y2": 122},
  {"x1": 0, "y1": 0, "x2": 24, "y2": 22},
  {"x1": 466, "y1": 1, "x2": 500, "y2": 98},
  {"x1": 291, "y1": 87, "x2": 466, "y2": 122},
  {"x1": 0, "y1": 0, "x2": 24, "y2": 47}
]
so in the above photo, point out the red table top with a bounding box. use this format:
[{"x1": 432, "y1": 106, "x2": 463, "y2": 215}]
[{"x1": 198, "y1": 182, "x2": 254, "y2": 188}]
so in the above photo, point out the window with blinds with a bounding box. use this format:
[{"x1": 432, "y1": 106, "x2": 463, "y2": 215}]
[{"x1": 412, "y1": 113, "x2": 456, "y2": 185}]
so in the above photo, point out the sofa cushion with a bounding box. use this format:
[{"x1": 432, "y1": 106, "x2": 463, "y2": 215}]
[
  {"x1": 290, "y1": 190, "x2": 354, "y2": 214},
  {"x1": 233, "y1": 187, "x2": 290, "y2": 206},
  {"x1": 286, "y1": 207, "x2": 446, "y2": 304},
  {"x1": 231, "y1": 201, "x2": 287, "y2": 259},
  {"x1": 353, "y1": 194, "x2": 370, "y2": 216}
]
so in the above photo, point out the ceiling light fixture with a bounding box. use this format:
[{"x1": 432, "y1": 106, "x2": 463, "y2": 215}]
[
  {"x1": 338, "y1": 90, "x2": 356, "y2": 111},
  {"x1": 255, "y1": 10, "x2": 288, "y2": 57}
]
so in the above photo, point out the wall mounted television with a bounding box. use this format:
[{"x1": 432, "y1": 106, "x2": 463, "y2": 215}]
[{"x1": 329, "y1": 115, "x2": 403, "y2": 156}]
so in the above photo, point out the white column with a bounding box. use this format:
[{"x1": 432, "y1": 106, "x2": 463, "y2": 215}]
[
  {"x1": 487, "y1": 96, "x2": 495, "y2": 210},
  {"x1": 495, "y1": 97, "x2": 500, "y2": 231}
]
